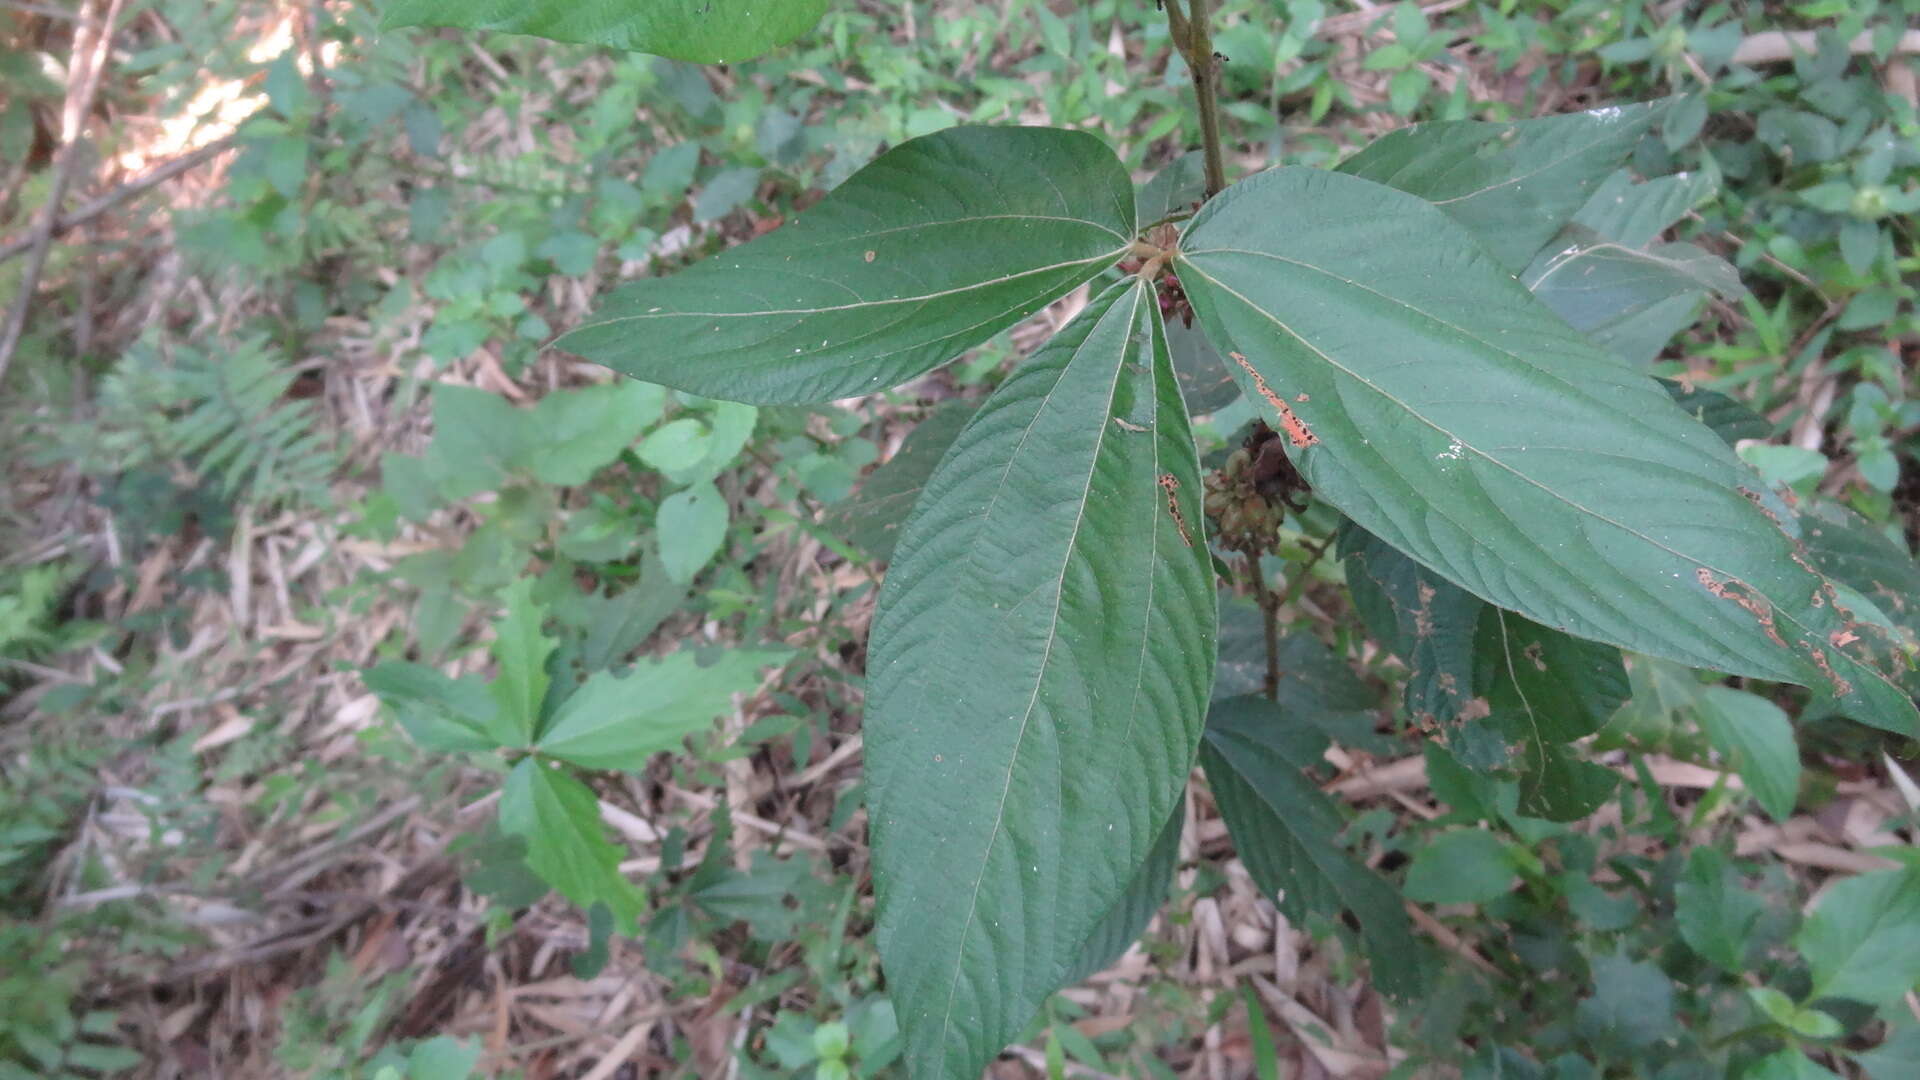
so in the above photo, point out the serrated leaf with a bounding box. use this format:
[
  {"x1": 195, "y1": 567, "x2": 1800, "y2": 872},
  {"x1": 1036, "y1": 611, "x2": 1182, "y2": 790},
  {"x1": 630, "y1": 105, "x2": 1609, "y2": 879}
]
[
  {"x1": 558, "y1": 126, "x2": 1136, "y2": 404},
  {"x1": 1674, "y1": 847, "x2": 1766, "y2": 972},
  {"x1": 1404, "y1": 829, "x2": 1512, "y2": 904},
  {"x1": 364, "y1": 661, "x2": 501, "y2": 753},
  {"x1": 1200, "y1": 695, "x2": 1425, "y2": 996},
  {"x1": 1062, "y1": 805, "x2": 1181, "y2": 985},
  {"x1": 488, "y1": 579, "x2": 554, "y2": 746},
  {"x1": 1335, "y1": 102, "x2": 1660, "y2": 270},
  {"x1": 1694, "y1": 686, "x2": 1802, "y2": 822},
  {"x1": 498, "y1": 759, "x2": 643, "y2": 933},
  {"x1": 821, "y1": 400, "x2": 977, "y2": 561},
  {"x1": 1576, "y1": 954, "x2": 1675, "y2": 1049},
  {"x1": 1178, "y1": 167, "x2": 1916, "y2": 734},
  {"x1": 656, "y1": 482, "x2": 729, "y2": 583},
  {"x1": 1795, "y1": 867, "x2": 1920, "y2": 1006},
  {"x1": 381, "y1": 0, "x2": 828, "y2": 64},
  {"x1": 528, "y1": 380, "x2": 665, "y2": 486},
  {"x1": 866, "y1": 282, "x2": 1216, "y2": 1080},
  {"x1": 536, "y1": 649, "x2": 785, "y2": 770}
]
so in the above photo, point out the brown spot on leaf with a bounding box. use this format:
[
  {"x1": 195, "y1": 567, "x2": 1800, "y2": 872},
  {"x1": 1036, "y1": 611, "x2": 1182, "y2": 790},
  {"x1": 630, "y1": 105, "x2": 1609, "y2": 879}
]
[
  {"x1": 1458, "y1": 697, "x2": 1492, "y2": 723},
  {"x1": 864, "y1": 250, "x2": 877, "y2": 263},
  {"x1": 1229, "y1": 352, "x2": 1317, "y2": 447},
  {"x1": 1831, "y1": 629, "x2": 1860, "y2": 649},
  {"x1": 1696, "y1": 568, "x2": 1786, "y2": 647},
  {"x1": 1523, "y1": 641, "x2": 1547, "y2": 672},
  {"x1": 1801, "y1": 644, "x2": 1853, "y2": 697},
  {"x1": 1158, "y1": 474, "x2": 1193, "y2": 547},
  {"x1": 1413, "y1": 581, "x2": 1437, "y2": 640}
]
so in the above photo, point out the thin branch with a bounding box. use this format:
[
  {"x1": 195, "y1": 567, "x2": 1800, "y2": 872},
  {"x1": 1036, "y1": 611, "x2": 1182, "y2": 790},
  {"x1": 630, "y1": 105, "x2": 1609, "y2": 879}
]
[
  {"x1": 1180, "y1": 0, "x2": 1228, "y2": 197},
  {"x1": 0, "y1": 0, "x2": 126, "y2": 384},
  {"x1": 0, "y1": 135, "x2": 237, "y2": 265}
]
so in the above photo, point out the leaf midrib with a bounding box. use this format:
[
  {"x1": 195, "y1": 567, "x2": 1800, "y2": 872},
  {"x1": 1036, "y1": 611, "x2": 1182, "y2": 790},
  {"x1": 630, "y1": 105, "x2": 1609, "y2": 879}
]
[
  {"x1": 926, "y1": 284, "x2": 1147, "y2": 1062},
  {"x1": 1177, "y1": 253, "x2": 1833, "y2": 675},
  {"x1": 582, "y1": 250, "x2": 1130, "y2": 326}
]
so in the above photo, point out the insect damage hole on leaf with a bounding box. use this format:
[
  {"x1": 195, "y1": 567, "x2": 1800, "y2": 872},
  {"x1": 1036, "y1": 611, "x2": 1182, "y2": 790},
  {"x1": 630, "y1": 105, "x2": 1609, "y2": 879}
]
[{"x1": 1228, "y1": 351, "x2": 1317, "y2": 447}]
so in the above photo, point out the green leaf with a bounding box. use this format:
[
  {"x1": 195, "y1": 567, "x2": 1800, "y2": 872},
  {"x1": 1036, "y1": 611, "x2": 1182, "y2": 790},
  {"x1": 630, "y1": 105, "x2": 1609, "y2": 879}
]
[
  {"x1": 1795, "y1": 867, "x2": 1920, "y2": 1006},
  {"x1": 1575, "y1": 954, "x2": 1675, "y2": 1050},
  {"x1": 1136, "y1": 151, "x2": 1207, "y2": 226},
  {"x1": 1340, "y1": 520, "x2": 1484, "y2": 731},
  {"x1": 637, "y1": 417, "x2": 713, "y2": 474},
  {"x1": 1178, "y1": 167, "x2": 1916, "y2": 735},
  {"x1": 407, "y1": 1037, "x2": 482, "y2": 1080},
  {"x1": 1335, "y1": 102, "x2": 1660, "y2": 270},
  {"x1": 536, "y1": 649, "x2": 785, "y2": 770},
  {"x1": 498, "y1": 759, "x2": 643, "y2": 933},
  {"x1": 666, "y1": 401, "x2": 758, "y2": 486},
  {"x1": 655, "y1": 482, "x2": 729, "y2": 584},
  {"x1": 1745, "y1": 1051, "x2": 1842, "y2": 1080},
  {"x1": 1568, "y1": 169, "x2": 1716, "y2": 250},
  {"x1": 865, "y1": 282, "x2": 1216, "y2": 1080},
  {"x1": 1403, "y1": 829, "x2": 1512, "y2": 904},
  {"x1": 558, "y1": 126, "x2": 1136, "y2": 404},
  {"x1": 488, "y1": 579, "x2": 554, "y2": 746},
  {"x1": 1062, "y1": 806, "x2": 1181, "y2": 985},
  {"x1": 1694, "y1": 686, "x2": 1802, "y2": 822},
  {"x1": 1166, "y1": 320, "x2": 1242, "y2": 414},
  {"x1": 1200, "y1": 695, "x2": 1425, "y2": 996},
  {"x1": 528, "y1": 381, "x2": 665, "y2": 486},
  {"x1": 1799, "y1": 499, "x2": 1920, "y2": 668},
  {"x1": 1475, "y1": 609, "x2": 1628, "y2": 746},
  {"x1": 422, "y1": 384, "x2": 529, "y2": 500},
  {"x1": 1523, "y1": 232, "x2": 1741, "y2": 365},
  {"x1": 364, "y1": 661, "x2": 501, "y2": 753},
  {"x1": 1674, "y1": 847, "x2": 1766, "y2": 972},
  {"x1": 822, "y1": 401, "x2": 977, "y2": 561},
  {"x1": 381, "y1": 0, "x2": 828, "y2": 64},
  {"x1": 1663, "y1": 381, "x2": 1772, "y2": 445}
]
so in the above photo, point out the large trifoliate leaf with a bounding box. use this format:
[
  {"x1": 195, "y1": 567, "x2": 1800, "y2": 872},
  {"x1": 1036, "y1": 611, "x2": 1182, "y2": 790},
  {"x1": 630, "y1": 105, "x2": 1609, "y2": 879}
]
[
  {"x1": 559, "y1": 127, "x2": 1136, "y2": 404},
  {"x1": 1336, "y1": 102, "x2": 1661, "y2": 271},
  {"x1": 866, "y1": 281, "x2": 1216, "y2": 1079},
  {"x1": 382, "y1": 0, "x2": 827, "y2": 64},
  {"x1": 1179, "y1": 168, "x2": 1916, "y2": 734},
  {"x1": 1199, "y1": 696, "x2": 1425, "y2": 996}
]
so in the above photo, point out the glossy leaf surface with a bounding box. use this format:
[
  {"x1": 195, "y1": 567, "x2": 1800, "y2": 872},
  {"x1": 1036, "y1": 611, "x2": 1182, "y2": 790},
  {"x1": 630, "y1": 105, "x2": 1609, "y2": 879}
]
[
  {"x1": 866, "y1": 282, "x2": 1216, "y2": 1079},
  {"x1": 382, "y1": 0, "x2": 827, "y2": 64},
  {"x1": 1179, "y1": 167, "x2": 1915, "y2": 733},
  {"x1": 559, "y1": 126, "x2": 1136, "y2": 404}
]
